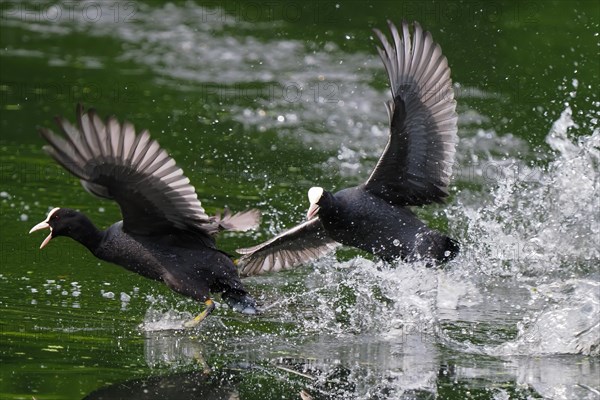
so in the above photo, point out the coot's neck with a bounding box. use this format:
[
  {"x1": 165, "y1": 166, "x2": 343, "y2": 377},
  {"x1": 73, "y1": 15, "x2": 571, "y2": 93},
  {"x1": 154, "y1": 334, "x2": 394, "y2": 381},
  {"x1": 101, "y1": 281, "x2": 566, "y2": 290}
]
[
  {"x1": 319, "y1": 191, "x2": 343, "y2": 222},
  {"x1": 68, "y1": 215, "x2": 105, "y2": 254}
]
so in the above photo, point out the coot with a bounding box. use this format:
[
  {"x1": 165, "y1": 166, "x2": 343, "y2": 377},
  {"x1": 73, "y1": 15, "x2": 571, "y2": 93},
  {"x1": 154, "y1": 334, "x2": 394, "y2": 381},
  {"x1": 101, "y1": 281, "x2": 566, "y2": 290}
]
[
  {"x1": 30, "y1": 105, "x2": 260, "y2": 327},
  {"x1": 237, "y1": 21, "x2": 459, "y2": 275}
]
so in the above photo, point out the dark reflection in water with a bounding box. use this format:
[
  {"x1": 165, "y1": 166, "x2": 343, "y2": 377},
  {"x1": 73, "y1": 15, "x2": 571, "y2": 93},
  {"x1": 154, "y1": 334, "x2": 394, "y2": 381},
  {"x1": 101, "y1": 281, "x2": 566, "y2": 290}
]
[
  {"x1": 84, "y1": 370, "x2": 239, "y2": 400},
  {"x1": 105, "y1": 328, "x2": 579, "y2": 400}
]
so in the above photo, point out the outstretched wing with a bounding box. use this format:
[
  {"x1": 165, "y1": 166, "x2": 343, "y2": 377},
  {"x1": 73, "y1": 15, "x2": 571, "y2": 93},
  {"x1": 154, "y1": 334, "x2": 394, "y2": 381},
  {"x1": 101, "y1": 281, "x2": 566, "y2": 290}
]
[
  {"x1": 236, "y1": 218, "x2": 340, "y2": 276},
  {"x1": 366, "y1": 21, "x2": 458, "y2": 206},
  {"x1": 40, "y1": 104, "x2": 216, "y2": 239}
]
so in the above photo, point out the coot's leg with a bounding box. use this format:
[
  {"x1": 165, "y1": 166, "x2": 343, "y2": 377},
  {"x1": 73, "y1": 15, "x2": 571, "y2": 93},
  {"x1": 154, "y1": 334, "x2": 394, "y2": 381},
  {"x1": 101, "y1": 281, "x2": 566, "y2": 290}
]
[
  {"x1": 183, "y1": 299, "x2": 216, "y2": 328},
  {"x1": 161, "y1": 271, "x2": 215, "y2": 328}
]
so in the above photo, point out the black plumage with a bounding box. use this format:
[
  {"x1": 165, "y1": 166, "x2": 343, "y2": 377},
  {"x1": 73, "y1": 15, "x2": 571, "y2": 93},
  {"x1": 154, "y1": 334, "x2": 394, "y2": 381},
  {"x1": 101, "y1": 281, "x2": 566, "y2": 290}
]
[
  {"x1": 30, "y1": 105, "x2": 260, "y2": 327},
  {"x1": 237, "y1": 21, "x2": 459, "y2": 276}
]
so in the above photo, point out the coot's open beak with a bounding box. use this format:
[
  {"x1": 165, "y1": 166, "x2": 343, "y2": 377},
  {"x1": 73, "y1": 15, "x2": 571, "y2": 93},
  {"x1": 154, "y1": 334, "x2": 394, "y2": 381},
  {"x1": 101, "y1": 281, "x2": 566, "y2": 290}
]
[
  {"x1": 306, "y1": 203, "x2": 320, "y2": 220},
  {"x1": 29, "y1": 221, "x2": 53, "y2": 249}
]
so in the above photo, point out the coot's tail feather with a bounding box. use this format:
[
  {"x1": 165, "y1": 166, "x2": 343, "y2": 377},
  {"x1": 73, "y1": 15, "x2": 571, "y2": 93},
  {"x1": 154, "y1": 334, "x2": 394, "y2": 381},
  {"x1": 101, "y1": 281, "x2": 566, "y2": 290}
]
[
  {"x1": 411, "y1": 228, "x2": 460, "y2": 265},
  {"x1": 213, "y1": 207, "x2": 261, "y2": 232}
]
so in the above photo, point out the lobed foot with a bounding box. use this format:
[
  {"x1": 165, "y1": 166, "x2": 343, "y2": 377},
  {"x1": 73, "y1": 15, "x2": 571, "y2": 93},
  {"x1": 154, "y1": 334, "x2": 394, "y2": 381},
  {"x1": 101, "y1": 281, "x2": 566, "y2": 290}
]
[{"x1": 183, "y1": 299, "x2": 215, "y2": 329}]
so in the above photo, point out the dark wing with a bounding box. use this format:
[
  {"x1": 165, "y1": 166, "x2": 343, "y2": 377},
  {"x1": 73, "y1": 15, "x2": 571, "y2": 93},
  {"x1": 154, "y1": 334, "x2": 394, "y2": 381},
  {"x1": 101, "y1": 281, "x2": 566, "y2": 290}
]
[
  {"x1": 366, "y1": 21, "x2": 458, "y2": 206},
  {"x1": 236, "y1": 218, "x2": 340, "y2": 276},
  {"x1": 40, "y1": 104, "x2": 216, "y2": 239}
]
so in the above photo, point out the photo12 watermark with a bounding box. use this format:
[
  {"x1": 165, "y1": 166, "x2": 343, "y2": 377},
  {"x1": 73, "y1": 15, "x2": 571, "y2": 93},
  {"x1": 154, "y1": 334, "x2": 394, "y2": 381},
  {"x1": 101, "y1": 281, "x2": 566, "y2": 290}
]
[
  {"x1": 197, "y1": 81, "x2": 341, "y2": 105},
  {"x1": 198, "y1": 1, "x2": 342, "y2": 24},
  {"x1": 1, "y1": 1, "x2": 138, "y2": 23}
]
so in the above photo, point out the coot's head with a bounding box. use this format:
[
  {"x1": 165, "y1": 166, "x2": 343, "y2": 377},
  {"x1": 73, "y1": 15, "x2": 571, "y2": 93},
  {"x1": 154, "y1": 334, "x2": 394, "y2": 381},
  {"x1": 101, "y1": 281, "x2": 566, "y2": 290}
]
[
  {"x1": 306, "y1": 186, "x2": 334, "y2": 219},
  {"x1": 29, "y1": 207, "x2": 89, "y2": 249}
]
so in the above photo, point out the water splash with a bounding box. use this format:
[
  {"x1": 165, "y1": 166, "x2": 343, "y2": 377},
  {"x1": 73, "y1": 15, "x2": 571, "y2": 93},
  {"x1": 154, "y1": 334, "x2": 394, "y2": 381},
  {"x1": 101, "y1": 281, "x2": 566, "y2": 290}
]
[
  {"x1": 142, "y1": 330, "x2": 209, "y2": 369},
  {"x1": 139, "y1": 307, "x2": 193, "y2": 331},
  {"x1": 448, "y1": 106, "x2": 599, "y2": 277},
  {"x1": 489, "y1": 279, "x2": 599, "y2": 357},
  {"x1": 300, "y1": 258, "x2": 438, "y2": 336}
]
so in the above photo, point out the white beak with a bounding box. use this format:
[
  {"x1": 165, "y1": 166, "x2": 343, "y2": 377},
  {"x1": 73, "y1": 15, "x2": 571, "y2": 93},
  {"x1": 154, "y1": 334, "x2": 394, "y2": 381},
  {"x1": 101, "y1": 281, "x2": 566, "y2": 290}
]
[
  {"x1": 306, "y1": 186, "x2": 323, "y2": 220},
  {"x1": 29, "y1": 207, "x2": 60, "y2": 249},
  {"x1": 307, "y1": 203, "x2": 320, "y2": 220},
  {"x1": 29, "y1": 221, "x2": 53, "y2": 249}
]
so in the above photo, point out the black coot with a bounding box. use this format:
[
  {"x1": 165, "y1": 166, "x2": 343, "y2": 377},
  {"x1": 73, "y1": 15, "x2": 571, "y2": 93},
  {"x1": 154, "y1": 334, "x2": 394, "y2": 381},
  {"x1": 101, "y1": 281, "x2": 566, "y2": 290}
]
[
  {"x1": 237, "y1": 21, "x2": 459, "y2": 275},
  {"x1": 29, "y1": 105, "x2": 260, "y2": 328}
]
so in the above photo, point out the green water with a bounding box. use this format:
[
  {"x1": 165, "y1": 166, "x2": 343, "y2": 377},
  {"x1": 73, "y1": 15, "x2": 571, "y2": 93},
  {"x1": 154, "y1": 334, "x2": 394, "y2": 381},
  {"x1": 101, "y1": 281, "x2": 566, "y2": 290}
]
[{"x1": 1, "y1": 1, "x2": 599, "y2": 399}]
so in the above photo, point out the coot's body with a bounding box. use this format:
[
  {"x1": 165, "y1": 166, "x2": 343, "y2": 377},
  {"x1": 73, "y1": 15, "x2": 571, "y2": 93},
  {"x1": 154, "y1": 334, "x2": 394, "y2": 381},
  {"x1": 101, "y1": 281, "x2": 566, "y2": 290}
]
[
  {"x1": 237, "y1": 21, "x2": 460, "y2": 275},
  {"x1": 95, "y1": 222, "x2": 247, "y2": 302},
  {"x1": 320, "y1": 188, "x2": 457, "y2": 262},
  {"x1": 30, "y1": 106, "x2": 260, "y2": 327}
]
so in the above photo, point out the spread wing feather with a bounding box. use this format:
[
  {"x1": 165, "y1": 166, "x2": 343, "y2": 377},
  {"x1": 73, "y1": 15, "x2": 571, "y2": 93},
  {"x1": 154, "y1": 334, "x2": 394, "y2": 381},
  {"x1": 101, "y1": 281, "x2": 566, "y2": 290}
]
[
  {"x1": 40, "y1": 105, "x2": 233, "y2": 240},
  {"x1": 236, "y1": 218, "x2": 339, "y2": 276},
  {"x1": 366, "y1": 21, "x2": 458, "y2": 205}
]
